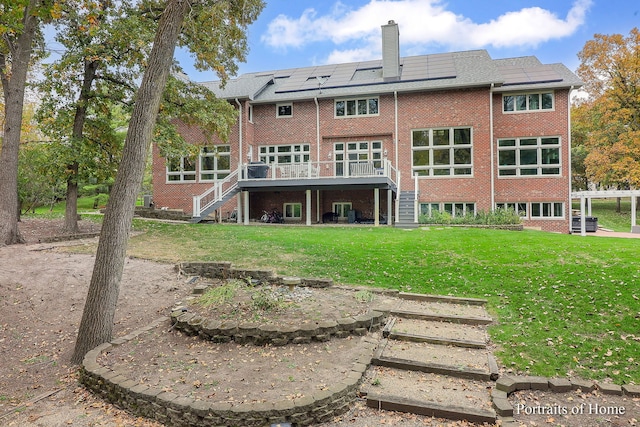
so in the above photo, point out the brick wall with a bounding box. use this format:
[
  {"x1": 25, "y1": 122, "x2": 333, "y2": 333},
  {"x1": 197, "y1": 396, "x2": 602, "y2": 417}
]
[{"x1": 151, "y1": 88, "x2": 573, "y2": 232}]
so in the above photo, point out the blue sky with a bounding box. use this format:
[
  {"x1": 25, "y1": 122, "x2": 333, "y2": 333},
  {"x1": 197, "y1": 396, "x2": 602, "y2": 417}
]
[{"x1": 176, "y1": 0, "x2": 639, "y2": 83}]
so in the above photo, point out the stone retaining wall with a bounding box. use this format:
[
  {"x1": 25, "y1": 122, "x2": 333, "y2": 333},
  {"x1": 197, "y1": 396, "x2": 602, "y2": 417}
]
[
  {"x1": 81, "y1": 317, "x2": 379, "y2": 427},
  {"x1": 176, "y1": 261, "x2": 333, "y2": 287},
  {"x1": 418, "y1": 224, "x2": 524, "y2": 231},
  {"x1": 171, "y1": 262, "x2": 386, "y2": 345},
  {"x1": 170, "y1": 307, "x2": 386, "y2": 346},
  {"x1": 492, "y1": 375, "x2": 640, "y2": 421}
]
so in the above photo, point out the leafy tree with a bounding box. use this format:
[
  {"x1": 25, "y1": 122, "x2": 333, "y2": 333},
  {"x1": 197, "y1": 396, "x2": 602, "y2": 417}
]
[
  {"x1": 71, "y1": 0, "x2": 264, "y2": 364},
  {"x1": 18, "y1": 142, "x2": 66, "y2": 213},
  {"x1": 576, "y1": 28, "x2": 640, "y2": 190},
  {"x1": 37, "y1": 0, "x2": 150, "y2": 233},
  {"x1": 0, "y1": 0, "x2": 54, "y2": 245}
]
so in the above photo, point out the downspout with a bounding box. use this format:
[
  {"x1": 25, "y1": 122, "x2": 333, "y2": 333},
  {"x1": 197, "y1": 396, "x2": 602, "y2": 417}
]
[
  {"x1": 235, "y1": 98, "x2": 244, "y2": 224},
  {"x1": 394, "y1": 91, "x2": 399, "y2": 225},
  {"x1": 235, "y1": 98, "x2": 243, "y2": 164},
  {"x1": 394, "y1": 91, "x2": 398, "y2": 169},
  {"x1": 567, "y1": 86, "x2": 575, "y2": 234},
  {"x1": 315, "y1": 96, "x2": 320, "y2": 222},
  {"x1": 315, "y1": 97, "x2": 320, "y2": 161},
  {"x1": 489, "y1": 84, "x2": 495, "y2": 209}
]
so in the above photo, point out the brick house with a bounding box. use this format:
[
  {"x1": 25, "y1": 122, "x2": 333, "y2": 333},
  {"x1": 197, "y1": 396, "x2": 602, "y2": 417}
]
[{"x1": 152, "y1": 21, "x2": 582, "y2": 233}]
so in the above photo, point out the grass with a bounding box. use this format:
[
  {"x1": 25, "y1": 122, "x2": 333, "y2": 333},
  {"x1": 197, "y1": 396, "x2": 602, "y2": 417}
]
[
  {"x1": 23, "y1": 198, "x2": 640, "y2": 384},
  {"x1": 121, "y1": 221, "x2": 640, "y2": 384}
]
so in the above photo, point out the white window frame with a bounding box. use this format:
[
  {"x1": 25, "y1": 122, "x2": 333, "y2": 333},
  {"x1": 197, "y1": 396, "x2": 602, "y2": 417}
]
[
  {"x1": 502, "y1": 92, "x2": 554, "y2": 113},
  {"x1": 411, "y1": 127, "x2": 473, "y2": 177},
  {"x1": 199, "y1": 145, "x2": 231, "y2": 182},
  {"x1": 335, "y1": 97, "x2": 379, "y2": 117},
  {"x1": 276, "y1": 103, "x2": 292, "y2": 118},
  {"x1": 498, "y1": 136, "x2": 561, "y2": 177},
  {"x1": 166, "y1": 156, "x2": 196, "y2": 183},
  {"x1": 247, "y1": 105, "x2": 253, "y2": 123},
  {"x1": 332, "y1": 202, "x2": 352, "y2": 219},
  {"x1": 283, "y1": 203, "x2": 302, "y2": 219},
  {"x1": 259, "y1": 144, "x2": 310, "y2": 164},
  {"x1": 495, "y1": 202, "x2": 528, "y2": 218},
  {"x1": 420, "y1": 202, "x2": 476, "y2": 217},
  {"x1": 530, "y1": 202, "x2": 564, "y2": 219}
]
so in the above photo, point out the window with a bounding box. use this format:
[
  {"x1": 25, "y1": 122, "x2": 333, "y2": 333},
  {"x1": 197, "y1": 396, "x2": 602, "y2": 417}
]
[
  {"x1": 335, "y1": 97, "x2": 379, "y2": 117},
  {"x1": 247, "y1": 105, "x2": 253, "y2": 123},
  {"x1": 420, "y1": 202, "x2": 475, "y2": 217},
  {"x1": 200, "y1": 145, "x2": 231, "y2": 181},
  {"x1": 530, "y1": 202, "x2": 564, "y2": 219},
  {"x1": 277, "y1": 103, "x2": 292, "y2": 117},
  {"x1": 503, "y1": 92, "x2": 554, "y2": 113},
  {"x1": 334, "y1": 141, "x2": 383, "y2": 176},
  {"x1": 283, "y1": 203, "x2": 302, "y2": 219},
  {"x1": 498, "y1": 137, "x2": 560, "y2": 176},
  {"x1": 412, "y1": 127, "x2": 473, "y2": 176},
  {"x1": 496, "y1": 202, "x2": 528, "y2": 218},
  {"x1": 259, "y1": 144, "x2": 310, "y2": 164},
  {"x1": 166, "y1": 156, "x2": 196, "y2": 182},
  {"x1": 332, "y1": 202, "x2": 352, "y2": 219}
]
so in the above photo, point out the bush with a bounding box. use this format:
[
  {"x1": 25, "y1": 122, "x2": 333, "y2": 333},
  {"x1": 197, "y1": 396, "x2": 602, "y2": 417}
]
[{"x1": 419, "y1": 208, "x2": 521, "y2": 225}]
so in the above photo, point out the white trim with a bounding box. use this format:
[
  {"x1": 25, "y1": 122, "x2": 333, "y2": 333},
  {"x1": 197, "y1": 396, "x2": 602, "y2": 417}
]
[
  {"x1": 502, "y1": 91, "x2": 555, "y2": 113},
  {"x1": 276, "y1": 103, "x2": 293, "y2": 117}
]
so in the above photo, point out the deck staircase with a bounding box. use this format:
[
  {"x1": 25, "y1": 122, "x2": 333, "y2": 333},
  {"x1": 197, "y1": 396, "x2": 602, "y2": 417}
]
[
  {"x1": 191, "y1": 171, "x2": 240, "y2": 223},
  {"x1": 394, "y1": 190, "x2": 419, "y2": 228}
]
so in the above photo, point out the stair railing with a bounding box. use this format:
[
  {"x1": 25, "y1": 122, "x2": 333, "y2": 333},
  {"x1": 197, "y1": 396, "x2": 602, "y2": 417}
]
[{"x1": 192, "y1": 169, "x2": 239, "y2": 218}]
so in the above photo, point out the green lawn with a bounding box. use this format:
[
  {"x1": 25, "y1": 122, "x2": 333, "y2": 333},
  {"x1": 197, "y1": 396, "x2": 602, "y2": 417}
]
[
  {"x1": 23, "y1": 197, "x2": 640, "y2": 384},
  {"x1": 122, "y1": 221, "x2": 640, "y2": 385}
]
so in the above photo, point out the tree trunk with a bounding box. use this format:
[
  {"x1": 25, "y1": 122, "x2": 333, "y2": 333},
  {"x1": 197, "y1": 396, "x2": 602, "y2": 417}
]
[
  {"x1": 71, "y1": 0, "x2": 190, "y2": 364},
  {"x1": 616, "y1": 197, "x2": 621, "y2": 213},
  {"x1": 64, "y1": 59, "x2": 100, "y2": 233},
  {"x1": 64, "y1": 162, "x2": 80, "y2": 233},
  {"x1": 0, "y1": 0, "x2": 39, "y2": 246}
]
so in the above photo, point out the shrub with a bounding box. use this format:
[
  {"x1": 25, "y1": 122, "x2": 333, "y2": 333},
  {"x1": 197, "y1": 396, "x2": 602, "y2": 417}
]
[{"x1": 419, "y1": 208, "x2": 521, "y2": 225}]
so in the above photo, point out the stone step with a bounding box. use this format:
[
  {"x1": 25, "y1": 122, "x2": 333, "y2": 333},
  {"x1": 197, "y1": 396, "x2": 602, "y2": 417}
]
[
  {"x1": 374, "y1": 298, "x2": 493, "y2": 324},
  {"x1": 390, "y1": 317, "x2": 488, "y2": 348},
  {"x1": 373, "y1": 339, "x2": 498, "y2": 381},
  {"x1": 399, "y1": 292, "x2": 488, "y2": 306},
  {"x1": 362, "y1": 367, "x2": 496, "y2": 424},
  {"x1": 390, "y1": 309, "x2": 493, "y2": 325}
]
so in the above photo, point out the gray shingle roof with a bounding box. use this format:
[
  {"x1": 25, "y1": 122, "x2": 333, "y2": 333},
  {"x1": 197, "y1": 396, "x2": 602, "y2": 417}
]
[{"x1": 200, "y1": 49, "x2": 582, "y2": 103}]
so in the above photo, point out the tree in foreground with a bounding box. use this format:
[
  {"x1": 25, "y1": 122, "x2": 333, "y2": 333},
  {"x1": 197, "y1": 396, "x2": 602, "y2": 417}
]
[
  {"x1": 0, "y1": 0, "x2": 52, "y2": 245},
  {"x1": 71, "y1": 0, "x2": 264, "y2": 364},
  {"x1": 575, "y1": 28, "x2": 640, "y2": 189}
]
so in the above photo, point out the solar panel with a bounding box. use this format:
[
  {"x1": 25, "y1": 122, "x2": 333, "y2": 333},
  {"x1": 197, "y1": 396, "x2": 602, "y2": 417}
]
[
  {"x1": 273, "y1": 53, "x2": 457, "y2": 94},
  {"x1": 500, "y1": 65, "x2": 562, "y2": 85}
]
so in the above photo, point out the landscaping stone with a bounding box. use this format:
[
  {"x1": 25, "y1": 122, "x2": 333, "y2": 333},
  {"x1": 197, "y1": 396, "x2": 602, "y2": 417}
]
[
  {"x1": 548, "y1": 377, "x2": 572, "y2": 392},
  {"x1": 622, "y1": 384, "x2": 640, "y2": 396},
  {"x1": 597, "y1": 382, "x2": 623, "y2": 395}
]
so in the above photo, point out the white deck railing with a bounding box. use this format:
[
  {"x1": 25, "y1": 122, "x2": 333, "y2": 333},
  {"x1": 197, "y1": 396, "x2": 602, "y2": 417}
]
[
  {"x1": 239, "y1": 159, "x2": 398, "y2": 182},
  {"x1": 193, "y1": 160, "x2": 399, "y2": 218}
]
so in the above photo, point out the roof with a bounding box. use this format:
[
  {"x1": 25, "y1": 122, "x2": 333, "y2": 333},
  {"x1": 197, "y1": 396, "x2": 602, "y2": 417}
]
[{"x1": 199, "y1": 49, "x2": 583, "y2": 103}]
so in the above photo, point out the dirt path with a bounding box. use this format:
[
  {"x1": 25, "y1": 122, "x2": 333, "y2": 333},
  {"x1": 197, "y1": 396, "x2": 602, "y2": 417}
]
[{"x1": 0, "y1": 219, "x2": 482, "y2": 426}]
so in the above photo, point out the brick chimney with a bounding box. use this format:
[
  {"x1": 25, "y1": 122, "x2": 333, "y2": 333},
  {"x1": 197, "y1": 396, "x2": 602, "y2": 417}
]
[{"x1": 382, "y1": 20, "x2": 400, "y2": 81}]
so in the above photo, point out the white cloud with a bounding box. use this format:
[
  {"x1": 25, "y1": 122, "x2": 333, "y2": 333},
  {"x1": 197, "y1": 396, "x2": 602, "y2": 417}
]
[{"x1": 261, "y1": 0, "x2": 593, "y2": 63}]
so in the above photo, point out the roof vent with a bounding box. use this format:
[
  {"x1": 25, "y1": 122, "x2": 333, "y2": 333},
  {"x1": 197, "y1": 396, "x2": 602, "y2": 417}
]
[{"x1": 382, "y1": 20, "x2": 400, "y2": 81}]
